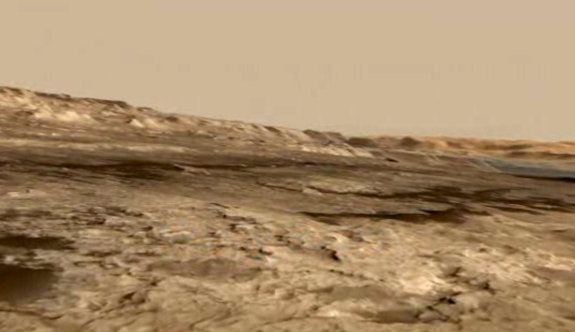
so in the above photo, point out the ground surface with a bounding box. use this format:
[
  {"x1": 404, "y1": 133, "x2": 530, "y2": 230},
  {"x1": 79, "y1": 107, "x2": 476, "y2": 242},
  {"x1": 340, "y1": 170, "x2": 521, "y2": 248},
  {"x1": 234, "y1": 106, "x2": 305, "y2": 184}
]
[{"x1": 1, "y1": 87, "x2": 575, "y2": 332}]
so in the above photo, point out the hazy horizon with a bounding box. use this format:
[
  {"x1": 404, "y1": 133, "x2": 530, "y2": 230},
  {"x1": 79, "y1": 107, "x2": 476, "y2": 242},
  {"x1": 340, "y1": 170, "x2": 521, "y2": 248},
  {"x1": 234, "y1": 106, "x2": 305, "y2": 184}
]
[{"x1": 2, "y1": 1, "x2": 575, "y2": 141}]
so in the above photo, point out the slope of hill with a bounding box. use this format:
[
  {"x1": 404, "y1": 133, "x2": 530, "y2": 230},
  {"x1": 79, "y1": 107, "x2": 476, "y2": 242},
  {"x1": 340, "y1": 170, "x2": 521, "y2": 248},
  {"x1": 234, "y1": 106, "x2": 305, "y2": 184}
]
[{"x1": 1, "y1": 86, "x2": 575, "y2": 332}]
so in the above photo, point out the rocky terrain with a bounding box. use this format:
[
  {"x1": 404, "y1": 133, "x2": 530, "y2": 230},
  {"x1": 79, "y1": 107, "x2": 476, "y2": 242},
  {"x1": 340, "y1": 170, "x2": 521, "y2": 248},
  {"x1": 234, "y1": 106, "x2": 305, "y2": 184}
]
[{"x1": 1, "y1": 86, "x2": 575, "y2": 332}]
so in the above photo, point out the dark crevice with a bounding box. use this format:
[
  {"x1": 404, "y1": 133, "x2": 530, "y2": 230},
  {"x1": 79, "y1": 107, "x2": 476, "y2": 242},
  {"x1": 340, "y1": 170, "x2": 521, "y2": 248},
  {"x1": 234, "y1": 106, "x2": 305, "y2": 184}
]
[
  {"x1": 0, "y1": 209, "x2": 57, "y2": 221},
  {"x1": 312, "y1": 185, "x2": 574, "y2": 214},
  {"x1": 0, "y1": 264, "x2": 58, "y2": 304},
  {"x1": 514, "y1": 175, "x2": 575, "y2": 184},
  {"x1": 0, "y1": 235, "x2": 74, "y2": 250},
  {"x1": 302, "y1": 206, "x2": 488, "y2": 225}
]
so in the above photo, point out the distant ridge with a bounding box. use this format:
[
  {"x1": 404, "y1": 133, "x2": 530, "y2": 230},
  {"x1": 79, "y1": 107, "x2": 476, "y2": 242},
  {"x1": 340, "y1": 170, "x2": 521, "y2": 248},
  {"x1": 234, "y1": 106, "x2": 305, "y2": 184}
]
[{"x1": 1, "y1": 85, "x2": 574, "y2": 160}]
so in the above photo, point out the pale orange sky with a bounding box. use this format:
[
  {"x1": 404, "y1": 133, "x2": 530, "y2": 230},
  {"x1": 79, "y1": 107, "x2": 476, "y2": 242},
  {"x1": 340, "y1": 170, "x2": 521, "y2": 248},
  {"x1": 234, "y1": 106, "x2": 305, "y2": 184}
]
[{"x1": 1, "y1": 1, "x2": 574, "y2": 140}]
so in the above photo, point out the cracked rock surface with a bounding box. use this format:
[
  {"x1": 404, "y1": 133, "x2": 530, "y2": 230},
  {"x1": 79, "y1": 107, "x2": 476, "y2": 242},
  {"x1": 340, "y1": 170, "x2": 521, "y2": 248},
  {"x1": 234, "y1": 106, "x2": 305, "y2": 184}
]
[{"x1": 1, "y1": 87, "x2": 575, "y2": 331}]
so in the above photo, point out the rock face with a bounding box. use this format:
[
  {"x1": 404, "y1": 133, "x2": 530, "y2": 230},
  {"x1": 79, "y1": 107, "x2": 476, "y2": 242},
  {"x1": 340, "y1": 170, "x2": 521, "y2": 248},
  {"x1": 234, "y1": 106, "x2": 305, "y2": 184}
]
[
  {"x1": 348, "y1": 135, "x2": 575, "y2": 161},
  {"x1": 1, "y1": 86, "x2": 575, "y2": 332}
]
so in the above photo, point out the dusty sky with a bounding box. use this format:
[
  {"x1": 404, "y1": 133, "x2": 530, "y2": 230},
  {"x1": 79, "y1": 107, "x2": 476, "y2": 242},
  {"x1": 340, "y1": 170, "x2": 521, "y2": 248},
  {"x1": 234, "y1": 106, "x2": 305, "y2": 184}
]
[{"x1": 1, "y1": 1, "x2": 574, "y2": 141}]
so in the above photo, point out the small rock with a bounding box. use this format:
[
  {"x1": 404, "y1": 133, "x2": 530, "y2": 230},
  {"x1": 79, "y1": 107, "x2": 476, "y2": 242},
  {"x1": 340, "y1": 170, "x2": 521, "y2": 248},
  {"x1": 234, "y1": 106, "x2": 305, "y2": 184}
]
[
  {"x1": 453, "y1": 291, "x2": 490, "y2": 312},
  {"x1": 302, "y1": 188, "x2": 323, "y2": 196},
  {"x1": 419, "y1": 310, "x2": 445, "y2": 323},
  {"x1": 132, "y1": 231, "x2": 148, "y2": 239},
  {"x1": 104, "y1": 217, "x2": 132, "y2": 227},
  {"x1": 159, "y1": 231, "x2": 194, "y2": 244},
  {"x1": 231, "y1": 224, "x2": 256, "y2": 232}
]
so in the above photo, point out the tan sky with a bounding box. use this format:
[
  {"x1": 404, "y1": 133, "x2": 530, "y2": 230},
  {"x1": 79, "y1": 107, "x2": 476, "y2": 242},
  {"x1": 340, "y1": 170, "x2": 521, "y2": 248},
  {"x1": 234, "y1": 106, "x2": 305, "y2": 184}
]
[{"x1": 1, "y1": 0, "x2": 574, "y2": 141}]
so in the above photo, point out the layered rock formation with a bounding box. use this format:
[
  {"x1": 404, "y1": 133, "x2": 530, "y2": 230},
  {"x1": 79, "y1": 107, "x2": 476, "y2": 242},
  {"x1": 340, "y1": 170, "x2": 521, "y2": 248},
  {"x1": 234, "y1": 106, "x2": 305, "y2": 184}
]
[
  {"x1": 351, "y1": 135, "x2": 575, "y2": 161},
  {"x1": 1, "y1": 86, "x2": 575, "y2": 332}
]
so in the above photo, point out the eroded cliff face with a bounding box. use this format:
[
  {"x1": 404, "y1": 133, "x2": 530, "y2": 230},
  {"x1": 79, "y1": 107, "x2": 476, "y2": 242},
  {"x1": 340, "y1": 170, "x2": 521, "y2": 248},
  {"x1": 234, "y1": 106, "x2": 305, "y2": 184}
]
[
  {"x1": 349, "y1": 135, "x2": 575, "y2": 161},
  {"x1": 1, "y1": 87, "x2": 575, "y2": 332}
]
